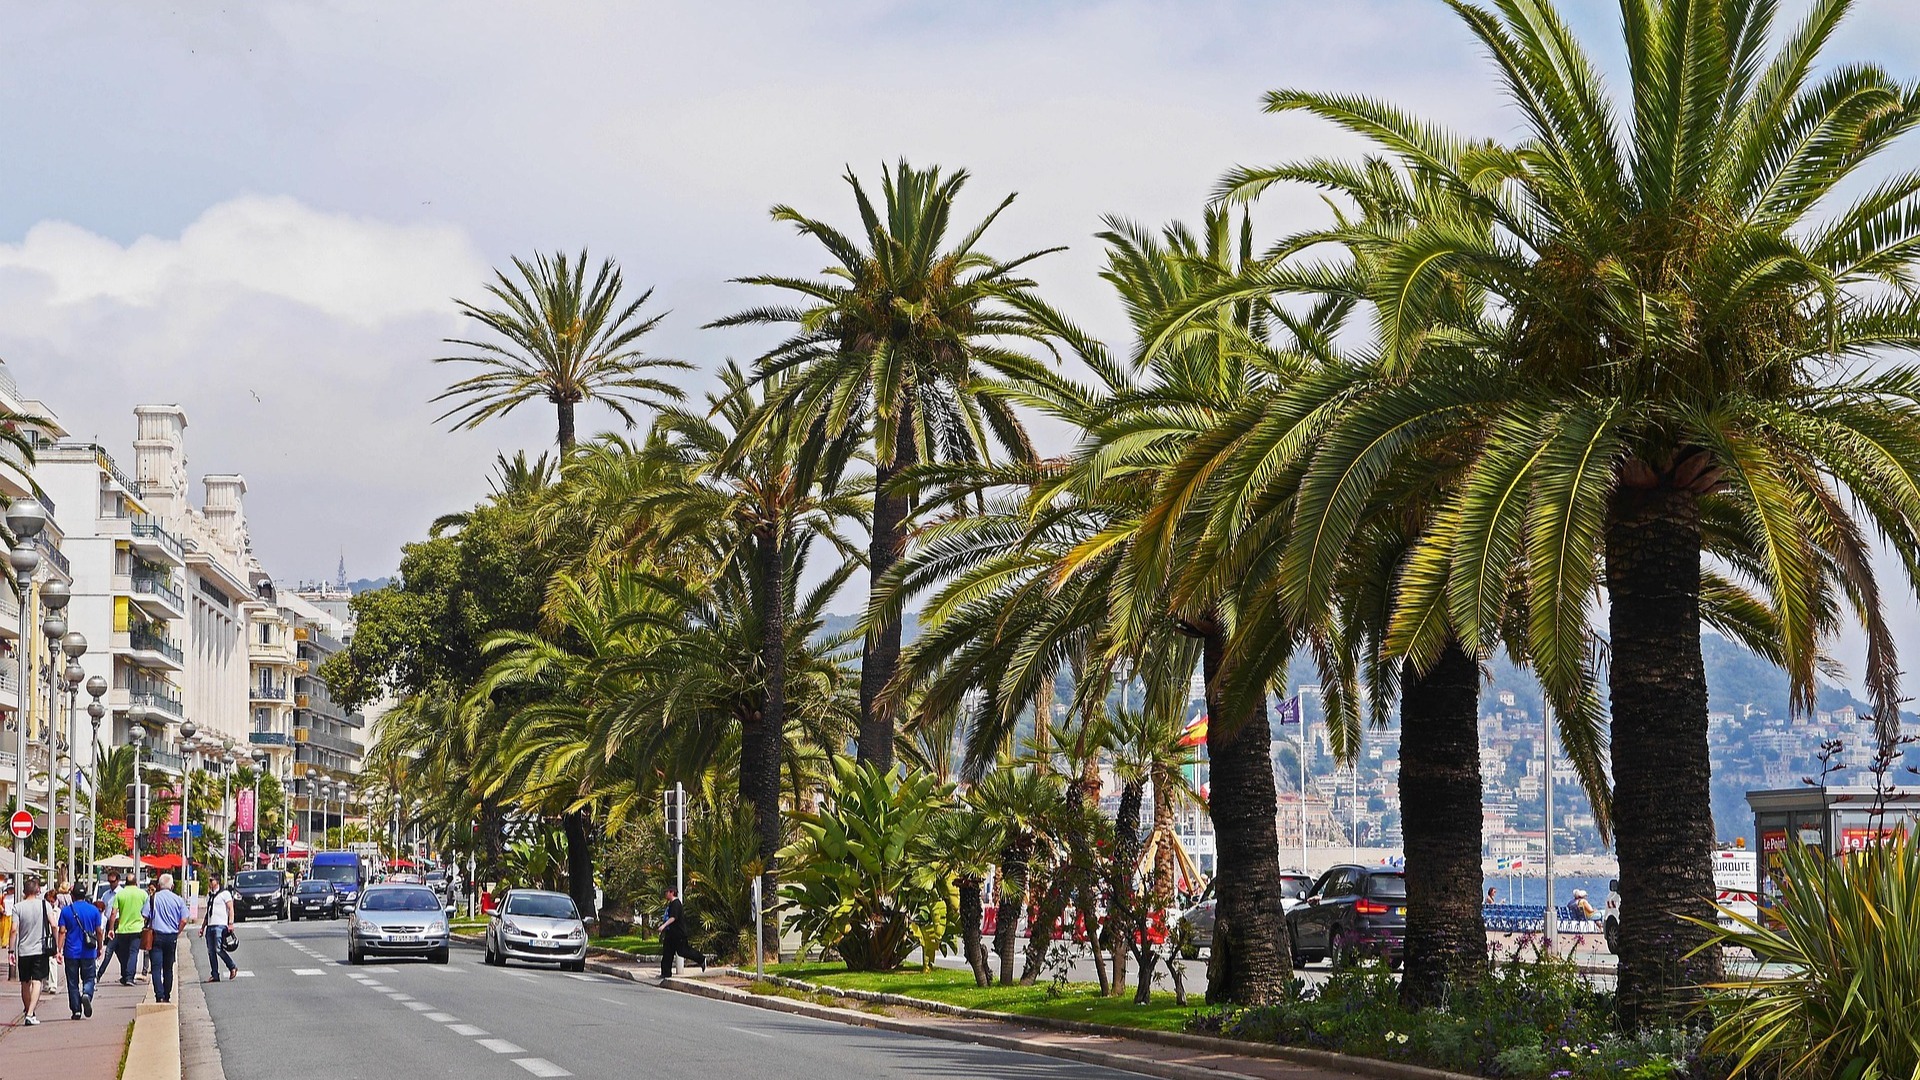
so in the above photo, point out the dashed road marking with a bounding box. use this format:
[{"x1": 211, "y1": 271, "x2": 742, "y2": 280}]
[
  {"x1": 402, "y1": 1001, "x2": 433, "y2": 1012},
  {"x1": 727, "y1": 1026, "x2": 773, "y2": 1039},
  {"x1": 561, "y1": 973, "x2": 598, "y2": 982},
  {"x1": 292, "y1": 968, "x2": 324, "y2": 976},
  {"x1": 447, "y1": 1024, "x2": 488, "y2": 1037},
  {"x1": 513, "y1": 1059, "x2": 571, "y2": 1077},
  {"x1": 423, "y1": 1012, "x2": 458, "y2": 1022},
  {"x1": 477, "y1": 1038, "x2": 526, "y2": 1054}
]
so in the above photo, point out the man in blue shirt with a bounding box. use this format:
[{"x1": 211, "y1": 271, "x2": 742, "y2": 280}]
[
  {"x1": 58, "y1": 882, "x2": 106, "y2": 1019},
  {"x1": 143, "y1": 874, "x2": 191, "y2": 1005}
]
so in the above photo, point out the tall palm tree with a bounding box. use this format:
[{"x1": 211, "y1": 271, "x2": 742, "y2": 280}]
[
  {"x1": 712, "y1": 160, "x2": 1087, "y2": 767},
  {"x1": 433, "y1": 249, "x2": 689, "y2": 450},
  {"x1": 1228, "y1": 0, "x2": 1920, "y2": 1024}
]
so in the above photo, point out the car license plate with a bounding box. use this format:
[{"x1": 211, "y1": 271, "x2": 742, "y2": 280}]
[{"x1": 390, "y1": 934, "x2": 422, "y2": 942}]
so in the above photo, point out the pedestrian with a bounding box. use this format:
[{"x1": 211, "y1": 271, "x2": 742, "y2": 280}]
[
  {"x1": 58, "y1": 880, "x2": 104, "y2": 1020},
  {"x1": 1569, "y1": 889, "x2": 1598, "y2": 921},
  {"x1": 12, "y1": 876, "x2": 58, "y2": 1025},
  {"x1": 657, "y1": 886, "x2": 704, "y2": 979},
  {"x1": 1485, "y1": 886, "x2": 1498, "y2": 905},
  {"x1": 106, "y1": 872, "x2": 148, "y2": 986},
  {"x1": 202, "y1": 876, "x2": 238, "y2": 982},
  {"x1": 142, "y1": 874, "x2": 189, "y2": 1005},
  {"x1": 2, "y1": 879, "x2": 14, "y2": 983}
]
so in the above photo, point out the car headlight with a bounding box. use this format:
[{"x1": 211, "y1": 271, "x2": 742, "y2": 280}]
[
  {"x1": 501, "y1": 919, "x2": 527, "y2": 936},
  {"x1": 559, "y1": 927, "x2": 583, "y2": 939}
]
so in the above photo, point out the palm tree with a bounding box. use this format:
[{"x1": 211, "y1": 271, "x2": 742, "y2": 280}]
[
  {"x1": 712, "y1": 160, "x2": 1087, "y2": 767},
  {"x1": 433, "y1": 249, "x2": 689, "y2": 450},
  {"x1": 1108, "y1": 704, "x2": 1199, "y2": 999},
  {"x1": 1229, "y1": 0, "x2": 1920, "y2": 1024},
  {"x1": 968, "y1": 766, "x2": 1061, "y2": 986},
  {"x1": 928, "y1": 807, "x2": 1004, "y2": 986}
]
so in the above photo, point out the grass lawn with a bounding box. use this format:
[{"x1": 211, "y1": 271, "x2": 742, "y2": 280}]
[
  {"x1": 591, "y1": 933, "x2": 661, "y2": 955},
  {"x1": 763, "y1": 962, "x2": 1205, "y2": 1033}
]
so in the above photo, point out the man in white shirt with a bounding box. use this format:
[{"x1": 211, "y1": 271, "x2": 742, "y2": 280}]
[
  {"x1": 11, "y1": 877, "x2": 60, "y2": 1025},
  {"x1": 203, "y1": 876, "x2": 238, "y2": 982}
]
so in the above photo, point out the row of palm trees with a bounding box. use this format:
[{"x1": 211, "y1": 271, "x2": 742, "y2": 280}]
[{"x1": 388, "y1": 0, "x2": 1920, "y2": 1029}]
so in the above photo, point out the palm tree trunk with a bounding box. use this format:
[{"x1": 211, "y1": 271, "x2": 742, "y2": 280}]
[
  {"x1": 1151, "y1": 767, "x2": 1176, "y2": 906},
  {"x1": 1199, "y1": 620, "x2": 1291, "y2": 1006},
  {"x1": 958, "y1": 875, "x2": 991, "y2": 986},
  {"x1": 562, "y1": 810, "x2": 595, "y2": 919},
  {"x1": 994, "y1": 839, "x2": 1030, "y2": 985},
  {"x1": 1606, "y1": 480, "x2": 1721, "y2": 1029},
  {"x1": 1109, "y1": 779, "x2": 1145, "y2": 996},
  {"x1": 1397, "y1": 637, "x2": 1486, "y2": 1008},
  {"x1": 857, "y1": 417, "x2": 916, "y2": 768},
  {"x1": 741, "y1": 527, "x2": 787, "y2": 960},
  {"x1": 557, "y1": 399, "x2": 576, "y2": 451}
]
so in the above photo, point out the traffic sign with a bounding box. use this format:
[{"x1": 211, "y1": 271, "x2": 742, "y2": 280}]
[
  {"x1": 9, "y1": 810, "x2": 33, "y2": 839},
  {"x1": 166, "y1": 823, "x2": 204, "y2": 838}
]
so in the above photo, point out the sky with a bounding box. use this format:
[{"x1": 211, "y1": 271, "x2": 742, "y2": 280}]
[{"x1": 1, "y1": 1, "x2": 1918, "y2": 688}]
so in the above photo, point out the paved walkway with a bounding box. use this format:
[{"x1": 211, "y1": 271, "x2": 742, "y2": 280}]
[{"x1": 0, "y1": 966, "x2": 148, "y2": 1079}]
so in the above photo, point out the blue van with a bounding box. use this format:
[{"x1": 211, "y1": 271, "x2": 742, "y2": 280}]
[{"x1": 310, "y1": 851, "x2": 368, "y2": 912}]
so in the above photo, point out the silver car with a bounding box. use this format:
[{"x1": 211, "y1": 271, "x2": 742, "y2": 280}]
[
  {"x1": 1177, "y1": 871, "x2": 1315, "y2": 958},
  {"x1": 349, "y1": 884, "x2": 452, "y2": 965},
  {"x1": 483, "y1": 889, "x2": 589, "y2": 972}
]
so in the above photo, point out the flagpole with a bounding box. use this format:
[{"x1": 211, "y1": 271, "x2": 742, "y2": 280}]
[{"x1": 1297, "y1": 694, "x2": 1308, "y2": 874}]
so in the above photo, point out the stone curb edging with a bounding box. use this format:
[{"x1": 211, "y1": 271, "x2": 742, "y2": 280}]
[
  {"x1": 663, "y1": 975, "x2": 1274, "y2": 1080},
  {"x1": 123, "y1": 1001, "x2": 181, "y2": 1080},
  {"x1": 683, "y1": 970, "x2": 1483, "y2": 1080}
]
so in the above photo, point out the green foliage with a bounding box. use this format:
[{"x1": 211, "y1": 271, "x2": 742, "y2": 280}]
[
  {"x1": 1699, "y1": 830, "x2": 1920, "y2": 1080},
  {"x1": 685, "y1": 797, "x2": 764, "y2": 962},
  {"x1": 1205, "y1": 958, "x2": 1706, "y2": 1079},
  {"x1": 780, "y1": 759, "x2": 952, "y2": 972}
]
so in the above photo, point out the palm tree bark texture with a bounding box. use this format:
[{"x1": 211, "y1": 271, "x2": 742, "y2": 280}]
[
  {"x1": 1200, "y1": 623, "x2": 1291, "y2": 1005},
  {"x1": 1396, "y1": 638, "x2": 1486, "y2": 1007},
  {"x1": 739, "y1": 526, "x2": 787, "y2": 958},
  {"x1": 993, "y1": 835, "x2": 1032, "y2": 986},
  {"x1": 857, "y1": 415, "x2": 915, "y2": 769},
  {"x1": 1606, "y1": 478, "x2": 1721, "y2": 1028},
  {"x1": 956, "y1": 875, "x2": 992, "y2": 986}
]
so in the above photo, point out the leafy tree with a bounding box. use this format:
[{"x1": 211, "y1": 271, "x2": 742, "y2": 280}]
[{"x1": 433, "y1": 249, "x2": 688, "y2": 450}]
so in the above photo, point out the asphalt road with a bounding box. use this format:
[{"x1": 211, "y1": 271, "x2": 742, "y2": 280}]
[{"x1": 192, "y1": 919, "x2": 1158, "y2": 1080}]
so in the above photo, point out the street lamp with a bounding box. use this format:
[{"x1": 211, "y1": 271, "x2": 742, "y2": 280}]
[
  {"x1": 85, "y1": 675, "x2": 106, "y2": 884},
  {"x1": 250, "y1": 749, "x2": 268, "y2": 869},
  {"x1": 5, "y1": 502, "x2": 42, "y2": 900},
  {"x1": 39, "y1": 585, "x2": 70, "y2": 874},
  {"x1": 180, "y1": 720, "x2": 198, "y2": 888},
  {"x1": 127, "y1": 703, "x2": 150, "y2": 881},
  {"x1": 221, "y1": 746, "x2": 237, "y2": 878},
  {"x1": 60, "y1": 633, "x2": 85, "y2": 886}
]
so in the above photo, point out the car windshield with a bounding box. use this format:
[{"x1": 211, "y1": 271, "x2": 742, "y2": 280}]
[
  {"x1": 237, "y1": 872, "x2": 281, "y2": 888},
  {"x1": 505, "y1": 894, "x2": 578, "y2": 919},
  {"x1": 311, "y1": 863, "x2": 358, "y2": 884},
  {"x1": 1280, "y1": 877, "x2": 1311, "y2": 899},
  {"x1": 361, "y1": 888, "x2": 440, "y2": 912},
  {"x1": 425, "y1": 872, "x2": 444, "y2": 883},
  {"x1": 298, "y1": 881, "x2": 333, "y2": 895},
  {"x1": 1367, "y1": 873, "x2": 1408, "y2": 899}
]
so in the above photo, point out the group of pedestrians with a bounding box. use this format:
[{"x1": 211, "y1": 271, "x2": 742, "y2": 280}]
[{"x1": 4, "y1": 869, "x2": 234, "y2": 1026}]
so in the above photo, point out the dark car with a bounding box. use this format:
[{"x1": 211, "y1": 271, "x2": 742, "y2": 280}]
[
  {"x1": 234, "y1": 870, "x2": 289, "y2": 921},
  {"x1": 1287, "y1": 865, "x2": 1407, "y2": 968},
  {"x1": 290, "y1": 878, "x2": 341, "y2": 921}
]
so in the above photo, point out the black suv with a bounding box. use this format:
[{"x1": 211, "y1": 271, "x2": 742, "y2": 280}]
[
  {"x1": 1287, "y1": 865, "x2": 1407, "y2": 968},
  {"x1": 234, "y1": 869, "x2": 289, "y2": 921},
  {"x1": 291, "y1": 878, "x2": 341, "y2": 920}
]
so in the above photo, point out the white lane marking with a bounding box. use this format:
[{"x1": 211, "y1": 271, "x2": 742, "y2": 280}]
[
  {"x1": 595, "y1": 997, "x2": 624, "y2": 1006},
  {"x1": 515, "y1": 974, "x2": 540, "y2": 981},
  {"x1": 423, "y1": 1012, "x2": 458, "y2": 1022},
  {"x1": 385, "y1": 992, "x2": 412, "y2": 1000},
  {"x1": 561, "y1": 973, "x2": 598, "y2": 982},
  {"x1": 234, "y1": 971, "x2": 255, "y2": 977},
  {"x1": 362, "y1": 981, "x2": 389, "y2": 990},
  {"x1": 428, "y1": 964, "x2": 457, "y2": 972},
  {"x1": 727, "y1": 1026, "x2": 774, "y2": 1039},
  {"x1": 292, "y1": 968, "x2": 324, "y2": 976},
  {"x1": 402, "y1": 1001, "x2": 433, "y2": 1011},
  {"x1": 477, "y1": 1038, "x2": 527, "y2": 1054},
  {"x1": 447, "y1": 1024, "x2": 488, "y2": 1037},
  {"x1": 365, "y1": 965, "x2": 399, "y2": 973},
  {"x1": 513, "y1": 1059, "x2": 572, "y2": 1078}
]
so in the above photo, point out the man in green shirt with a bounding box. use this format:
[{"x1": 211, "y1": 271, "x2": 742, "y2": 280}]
[{"x1": 105, "y1": 872, "x2": 148, "y2": 985}]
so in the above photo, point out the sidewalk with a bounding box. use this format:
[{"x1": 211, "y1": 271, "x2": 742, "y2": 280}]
[{"x1": 0, "y1": 968, "x2": 148, "y2": 1080}]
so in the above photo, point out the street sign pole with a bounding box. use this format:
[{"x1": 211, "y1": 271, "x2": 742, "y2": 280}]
[
  {"x1": 670, "y1": 782, "x2": 685, "y2": 901},
  {"x1": 752, "y1": 874, "x2": 763, "y2": 980}
]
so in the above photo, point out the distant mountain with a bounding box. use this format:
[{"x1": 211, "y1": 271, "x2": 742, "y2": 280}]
[{"x1": 348, "y1": 577, "x2": 392, "y2": 594}]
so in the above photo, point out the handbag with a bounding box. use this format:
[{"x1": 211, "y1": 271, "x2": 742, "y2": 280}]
[
  {"x1": 141, "y1": 926, "x2": 154, "y2": 951},
  {"x1": 222, "y1": 926, "x2": 239, "y2": 952}
]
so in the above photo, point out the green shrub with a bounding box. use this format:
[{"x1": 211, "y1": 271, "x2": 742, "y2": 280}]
[
  {"x1": 1697, "y1": 828, "x2": 1920, "y2": 1080},
  {"x1": 780, "y1": 759, "x2": 952, "y2": 971}
]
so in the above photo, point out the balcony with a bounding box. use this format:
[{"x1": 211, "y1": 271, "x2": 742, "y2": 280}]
[
  {"x1": 143, "y1": 748, "x2": 185, "y2": 774},
  {"x1": 248, "y1": 731, "x2": 290, "y2": 747},
  {"x1": 251, "y1": 682, "x2": 288, "y2": 702},
  {"x1": 125, "y1": 626, "x2": 186, "y2": 670},
  {"x1": 130, "y1": 688, "x2": 185, "y2": 722},
  {"x1": 35, "y1": 535, "x2": 68, "y2": 578},
  {"x1": 125, "y1": 571, "x2": 186, "y2": 619},
  {"x1": 129, "y1": 516, "x2": 185, "y2": 565},
  {"x1": 294, "y1": 726, "x2": 364, "y2": 759}
]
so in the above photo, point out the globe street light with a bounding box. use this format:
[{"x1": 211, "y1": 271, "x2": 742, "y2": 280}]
[
  {"x1": 37, "y1": 586, "x2": 69, "y2": 873},
  {"x1": 127, "y1": 703, "x2": 150, "y2": 880},
  {"x1": 85, "y1": 675, "x2": 106, "y2": 884},
  {"x1": 3, "y1": 523, "x2": 37, "y2": 901},
  {"x1": 60, "y1": 634, "x2": 85, "y2": 886},
  {"x1": 250, "y1": 749, "x2": 269, "y2": 869},
  {"x1": 180, "y1": 721, "x2": 198, "y2": 888}
]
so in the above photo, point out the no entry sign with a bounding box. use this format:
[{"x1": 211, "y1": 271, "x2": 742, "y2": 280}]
[{"x1": 9, "y1": 809, "x2": 33, "y2": 839}]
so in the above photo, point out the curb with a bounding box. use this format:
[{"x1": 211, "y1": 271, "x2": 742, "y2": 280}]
[
  {"x1": 669, "y1": 971, "x2": 1483, "y2": 1080},
  {"x1": 123, "y1": 1001, "x2": 181, "y2": 1080}
]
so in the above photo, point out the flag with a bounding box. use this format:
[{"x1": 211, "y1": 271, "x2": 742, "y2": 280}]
[
  {"x1": 237, "y1": 789, "x2": 256, "y2": 832},
  {"x1": 1275, "y1": 695, "x2": 1302, "y2": 726},
  {"x1": 1178, "y1": 713, "x2": 1208, "y2": 747},
  {"x1": 1505, "y1": 856, "x2": 1524, "y2": 871}
]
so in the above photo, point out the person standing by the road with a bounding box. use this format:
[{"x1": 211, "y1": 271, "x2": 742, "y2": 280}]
[
  {"x1": 142, "y1": 874, "x2": 189, "y2": 1005},
  {"x1": 58, "y1": 879, "x2": 104, "y2": 1019},
  {"x1": 203, "y1": 876, "x2": 238, "y2": 982},
  {"x1": 106, "y1": 873, "x2": 149, "y2": 985},
  {"x1": 657, "y1": 887, "x2": 704, "y2": 979},
  {"x1": 12, "y1": 877, "x2": 59, "y2": 1025}
]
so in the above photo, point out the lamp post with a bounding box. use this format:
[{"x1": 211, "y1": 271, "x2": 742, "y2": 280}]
[
  {"x1": 180, "y1": 720, "x2": 198, "y2": 890},
  {"x1": 61, "y1": 633, "x2": 86, "y2": 885},
  {"x1": 221, "y1": 747, "x2": 236, "y2": 878},
  {"x1": 39, "y1": 581, "x2": 70, "y2": 874},
  {"x1": 5, "y1": 499, "x2": 44, "y2": 899},
  {"x1": 251, "y1": 749, "x2": 267, "y2": 869},
  {"x1": 85, "y1": 675, "x2": 106, "y2": 884},
  {"x1": 127, "y1": 704, "x2": 150, "y2": 882}
]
